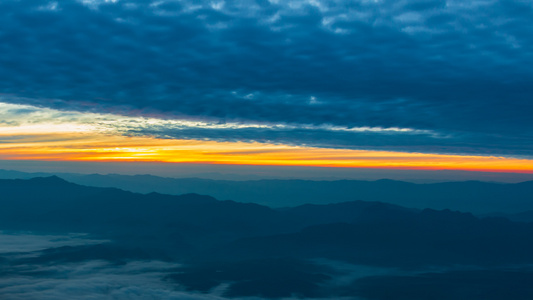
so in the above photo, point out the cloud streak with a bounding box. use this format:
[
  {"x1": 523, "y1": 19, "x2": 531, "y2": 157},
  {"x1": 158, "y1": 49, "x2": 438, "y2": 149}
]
[{"x1": 1, "y1": 102, "x2": 532, "y2": 172}]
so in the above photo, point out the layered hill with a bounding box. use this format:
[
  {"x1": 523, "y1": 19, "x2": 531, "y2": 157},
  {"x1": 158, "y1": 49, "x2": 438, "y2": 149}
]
[{"x1": 2, "y1": 176, "x2": 533, "y2": 299}]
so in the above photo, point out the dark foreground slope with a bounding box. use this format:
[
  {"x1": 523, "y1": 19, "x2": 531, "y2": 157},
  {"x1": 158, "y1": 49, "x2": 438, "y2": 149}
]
[{"x1": 1, "y1": 177, "x2": 533, "y2": 299}]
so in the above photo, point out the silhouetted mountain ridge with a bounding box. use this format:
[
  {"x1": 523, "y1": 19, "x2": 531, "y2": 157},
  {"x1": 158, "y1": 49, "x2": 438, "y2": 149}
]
[
  {"x1": 3, "y1": 176, "x2": 533, "y2": 299},
  {"x1": 50, "y1": 174, "x2": 533, "y2": 213},
  {"x1": 0, "y1": 177, "x2": 533, "y2": 265}
]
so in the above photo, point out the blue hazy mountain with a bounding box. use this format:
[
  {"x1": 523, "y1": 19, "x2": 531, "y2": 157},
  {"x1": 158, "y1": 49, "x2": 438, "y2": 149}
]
[
  {"x1": 2, "y1": 176, "x2": 533, "y2": 299},
  {"x1": 63, "y1": 173, "x2": 533, "y2": 213},
  {"x1": 2, "y1": 170, "x2": 532, "y2": 214}
]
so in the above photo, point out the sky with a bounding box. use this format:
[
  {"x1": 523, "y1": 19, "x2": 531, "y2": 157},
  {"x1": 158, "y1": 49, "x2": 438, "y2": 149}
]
[{"x1": 0, "y1": 0, "x2": 532, "y2": 179}]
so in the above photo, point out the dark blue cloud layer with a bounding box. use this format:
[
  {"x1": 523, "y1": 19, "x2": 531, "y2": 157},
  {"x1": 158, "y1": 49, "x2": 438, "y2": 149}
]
[{"x1": 1, "y1": 0, "x2": 532, "y2": 156}]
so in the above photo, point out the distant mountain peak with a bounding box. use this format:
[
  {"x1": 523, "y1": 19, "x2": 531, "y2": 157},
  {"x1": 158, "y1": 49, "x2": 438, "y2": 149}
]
[{"x1": 28, "y1": 175, "x2": 70, "y2": 184}]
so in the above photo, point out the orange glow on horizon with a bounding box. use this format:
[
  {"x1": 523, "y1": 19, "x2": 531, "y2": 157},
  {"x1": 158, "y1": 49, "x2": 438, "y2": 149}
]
[{"x1": 1, "y1": 130, "x2": 532, "y2": 174}]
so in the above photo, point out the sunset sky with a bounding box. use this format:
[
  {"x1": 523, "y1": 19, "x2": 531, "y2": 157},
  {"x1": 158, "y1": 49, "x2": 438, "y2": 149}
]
[{"x1": 1, "y1": 0, "x2": 532, "y2": 179}]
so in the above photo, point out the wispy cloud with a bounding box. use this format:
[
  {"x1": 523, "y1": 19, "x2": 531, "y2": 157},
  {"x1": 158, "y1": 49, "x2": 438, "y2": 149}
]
[
  {"x1": 0, "y1": 259, "x2": 219, "y2": 300},
  {"x1": 2, "y1": 101, "x2": 531, "y2": 158},
  {"x1": 0, "y1": 232, "x2": 106, "y2": 255},
  {"x1": 0, "y1": 102, "x2": 431, "y2": 135},
  {"x1": 0, "y1": 102, "x2": 532, "y2": 172}
]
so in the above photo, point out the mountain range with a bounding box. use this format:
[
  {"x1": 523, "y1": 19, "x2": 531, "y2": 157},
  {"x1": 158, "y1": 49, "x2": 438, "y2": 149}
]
[
  {"x1": 1, "y1": 176, "x2": 533, "y2": 299},
  {"x1": 1, "y1": 169, "x2": 533, "y2": 214}
]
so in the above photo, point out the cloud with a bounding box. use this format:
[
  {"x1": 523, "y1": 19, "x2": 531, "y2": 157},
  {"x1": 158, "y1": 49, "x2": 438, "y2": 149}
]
[
  {"x1": 0, "y1": 231, "x2": 532, "y2": 300},
  {"x1": 0, "y1": 232, "x2": 218, "y2": 300},
  {"x1": 0, "y1": 0, "x2": 532, "y2": 156},
  {"x1": 0, "y1": 232, "x2": 107, "y2": 255},
  {"x1": 0, "y1": 259, "x2": 223, "y2": 300},
  {"x1": 0, "y1": 243, "x2": 356, "y2": 300},
  {"x1": 0, "y1": 234, "x2": 374, "y2": 300},
  {"x1": 2, "y1": 101, "x2": 532, "y2": 157}
]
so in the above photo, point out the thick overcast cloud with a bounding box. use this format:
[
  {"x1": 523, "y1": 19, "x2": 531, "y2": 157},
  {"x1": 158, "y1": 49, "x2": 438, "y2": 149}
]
[{"x1": 1, "y1": 0, "x2": 532, "y2": 156}]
